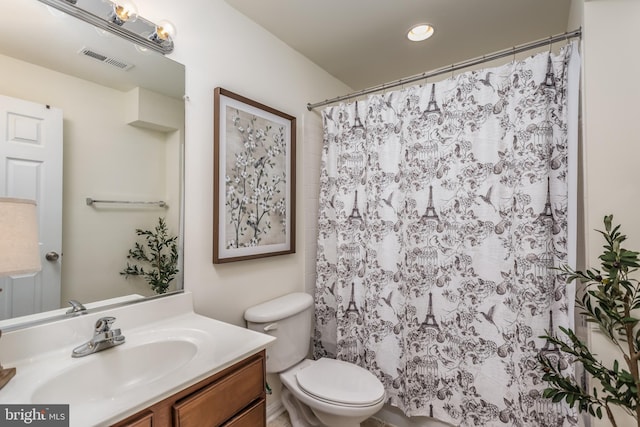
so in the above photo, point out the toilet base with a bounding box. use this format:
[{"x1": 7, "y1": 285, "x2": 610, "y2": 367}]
[
  {"x1": 281, "y1": 386, "x2": 367, "y2": 427},
  {"x1": 281, "y1": 386, "x2": 322, "y2": 427}
]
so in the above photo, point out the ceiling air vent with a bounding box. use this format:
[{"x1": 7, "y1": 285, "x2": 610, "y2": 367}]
[{"x1": 78, "y1": 47, "x2": 134, "y2": 71}]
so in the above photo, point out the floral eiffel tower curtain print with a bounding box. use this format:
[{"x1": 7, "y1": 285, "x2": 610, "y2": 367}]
[{"x1": 314, "y1": 43, "x2": 580, "y2": 426}]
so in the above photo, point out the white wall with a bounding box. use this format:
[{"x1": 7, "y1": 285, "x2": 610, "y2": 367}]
[
  {"x1": 583, "y1": 1, "x2": 640, "y2": 426},
  {"x1": 130, "y1": 0, "x2": 350, "y2": 415},
  {"x1": 131, "y1": 0, "x2": 350, "y2": 327}
]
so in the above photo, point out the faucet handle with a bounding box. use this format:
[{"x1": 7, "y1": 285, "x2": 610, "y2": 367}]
[
  {"x1": 94, "y1": 317, "x2": 116, "y2": 333},
  {"x1": 66, "y1": 300, "x2": 87, "y2": 316}
]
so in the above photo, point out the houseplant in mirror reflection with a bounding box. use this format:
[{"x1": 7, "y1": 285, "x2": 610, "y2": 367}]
[
  {"x1": 120, "y1": 217, "x2": 178, "y2": 294},
  {"x1": 539, "y1": 215, "x2": 640, "y2": 427}
]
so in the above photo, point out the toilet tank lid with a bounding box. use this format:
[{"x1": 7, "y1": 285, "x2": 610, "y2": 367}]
[{"x1": 244, "y1": 292, "x2": 314, "y2": 323}]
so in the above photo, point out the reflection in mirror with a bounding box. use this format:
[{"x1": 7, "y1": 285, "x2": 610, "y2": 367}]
[{"x1": 0, "y1": 1, "x2": 185, "y2": 329}]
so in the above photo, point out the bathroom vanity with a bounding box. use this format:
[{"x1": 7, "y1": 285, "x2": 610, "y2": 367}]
[
  {"x1": 0, "y1": 292, "x2": 274, "y2": 427},
  {"x1": 113, "y1": 350, "x2": 266, "y2": 427}
]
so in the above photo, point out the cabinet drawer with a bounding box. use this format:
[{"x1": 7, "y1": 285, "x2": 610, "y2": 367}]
[
  {"x1": 115, "y1": 411, "x2": 153, "y2": 427},
  {"x1": 223, "y1": 399, "x2": 265, "y2": 427},
  {"x1": 173, "y1": 357, "x2": 264, "y2": 427}
]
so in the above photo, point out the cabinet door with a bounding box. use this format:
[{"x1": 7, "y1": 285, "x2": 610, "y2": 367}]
[
  {"x1": 223, "y1": 399, "x2": 265, "y2": 427},
  {"x1": 173, "y1": 357, "x2": 264, "y2": 427}
]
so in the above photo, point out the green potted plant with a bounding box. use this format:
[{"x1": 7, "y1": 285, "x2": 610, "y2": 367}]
[
  {"x1": 539, "y1": 215, "x2": 640, "y2": 427},
  {"x1": 120, "y1": 217, "x2": 179, "y2": 294}
]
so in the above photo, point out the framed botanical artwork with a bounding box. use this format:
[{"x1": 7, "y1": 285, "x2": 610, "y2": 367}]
[{"x1": 213, "y1": 88, "x2": 296, "y2": 263}]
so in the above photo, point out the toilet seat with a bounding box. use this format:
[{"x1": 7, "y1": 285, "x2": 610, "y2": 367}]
[{"x1": 295, "y1": 358, "x2": 385, "y2": 408}]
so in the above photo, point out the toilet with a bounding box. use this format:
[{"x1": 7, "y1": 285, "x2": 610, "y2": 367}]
[{"x1": 245, "y1": 292, "x2": 385, "y2": 427}]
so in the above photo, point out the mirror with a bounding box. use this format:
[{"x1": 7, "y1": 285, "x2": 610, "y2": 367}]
[{"x1": 0, "y1": 1, "x2": 185, "y2": 329}]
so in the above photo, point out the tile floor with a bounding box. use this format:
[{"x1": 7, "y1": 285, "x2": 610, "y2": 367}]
[{"x1": 268, "y1": 411, "x2": 393, "y2": 427}]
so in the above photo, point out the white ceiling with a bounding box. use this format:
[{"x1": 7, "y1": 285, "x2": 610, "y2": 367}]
[{"x1": 224, "y1": 0, "x2": 573, "y2": 91}]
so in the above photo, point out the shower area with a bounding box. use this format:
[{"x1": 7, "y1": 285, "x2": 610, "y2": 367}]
[{"x1": 304, "y1": 36, "x2": 581, "y2": 427}]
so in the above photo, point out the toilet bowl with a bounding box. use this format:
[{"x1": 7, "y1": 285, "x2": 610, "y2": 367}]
[
  {"x1": 244, "y1": 292, "x2": 386, "y2": 427},
  {"x1": 280, "y1": 358, "x2": 385, "y2": 427}
]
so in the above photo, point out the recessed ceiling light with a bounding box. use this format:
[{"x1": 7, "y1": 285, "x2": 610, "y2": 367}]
[{"x1": 407, "y1": 24, "x2": 435, "y2": 42}]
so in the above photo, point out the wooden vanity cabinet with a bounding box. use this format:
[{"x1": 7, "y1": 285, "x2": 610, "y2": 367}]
[
  {"x1": 115, "y1": 412, "x2": 153, "y2": 427},
  {"x1": 111, "y1": 351, "x2": 266, "y2": 427}
]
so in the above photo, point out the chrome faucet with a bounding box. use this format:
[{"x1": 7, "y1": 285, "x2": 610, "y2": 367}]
[
  {"x1": 65, "y1": 300, "x2": 87, "y2": 316},
  {"x1": 71, "y1": 316, "x2": 125, "y2": 358}
]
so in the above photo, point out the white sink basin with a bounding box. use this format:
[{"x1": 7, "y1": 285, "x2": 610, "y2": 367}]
[
  {"x1": 0, "y1": 292, "x2": 276, "y2": 427},
  {"x1": 31, "y1": 340, "x2": 198, "y2": 405}
]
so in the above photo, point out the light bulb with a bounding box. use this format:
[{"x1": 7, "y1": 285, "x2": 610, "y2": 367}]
[
  {"x1": 154, "y1": 20, "x2": 177, "y2": 41},
  {"x1": 407, "y1": 24, "x2": 435, "y2": 42},
  {"x1": 111, "y1": 0, "x2": 138, "y2": 25}
]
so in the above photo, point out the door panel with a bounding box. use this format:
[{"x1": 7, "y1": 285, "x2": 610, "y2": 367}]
[{"x1": 0, "y1": 95, "x2": 63, "y2": 319}]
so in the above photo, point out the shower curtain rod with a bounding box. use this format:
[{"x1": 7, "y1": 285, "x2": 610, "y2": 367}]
[{"x1": 306, "y1": 28, "x2": 581, "y2": 111}]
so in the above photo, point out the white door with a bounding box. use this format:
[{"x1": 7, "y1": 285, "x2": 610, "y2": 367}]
[{"x1": 0, "y1": 95, "x2": 63, "y2": 320}]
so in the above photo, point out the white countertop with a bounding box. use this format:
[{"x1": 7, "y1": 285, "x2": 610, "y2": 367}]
[{"x1": 0, "y1": 292, "x2": 275, "y2": 427}]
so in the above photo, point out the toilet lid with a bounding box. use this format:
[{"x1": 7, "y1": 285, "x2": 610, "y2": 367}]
[{"x1": 295, "y1": 358, "x2": 385, "y2": 406}]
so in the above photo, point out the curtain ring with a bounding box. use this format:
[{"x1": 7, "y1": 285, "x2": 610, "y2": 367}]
[
  {"x1": 512, "y1": 46, "x2": 516, "y2": 62},
  {"x1": 548, "y1": 35, "x2": 553, "y2": 52}
]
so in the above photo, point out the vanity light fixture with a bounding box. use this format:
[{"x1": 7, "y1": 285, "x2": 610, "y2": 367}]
[
  {"x1": 37, "y1": 0, "x2": 176, "y2": 54},
  {"x1": 407, "y1": 23, "x2": 435, "y2": 42},
  {"x1": 0, "y1": 198, "x2": 42, "y2": 390}
]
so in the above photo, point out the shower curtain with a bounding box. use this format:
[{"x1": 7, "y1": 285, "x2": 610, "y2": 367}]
[{"x1": 314, "y1": 43, "x2": 580, "y2": 426}]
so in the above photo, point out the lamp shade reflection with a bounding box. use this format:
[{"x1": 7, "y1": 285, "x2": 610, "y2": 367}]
[
  {"x1": 0, "y1": 198, "x2": 41, "y2": 277},
  {"x1": 0, "y1": 197, "x2": 41, "y2": 390}
]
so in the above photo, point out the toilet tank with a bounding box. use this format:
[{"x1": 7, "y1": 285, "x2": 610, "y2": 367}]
[{"x1": 244, "y1": 292, "x2": 314, "y2": 373}]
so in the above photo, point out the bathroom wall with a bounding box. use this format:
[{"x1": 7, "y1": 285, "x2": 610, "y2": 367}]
[
  {"x1": 130, "y1": 0, "x2": 351, "y2": 417},
  {"x1": 131, "y1": 0, "x2": 350, "y2": 326},
  {"x1": 0, "y1": 53, "x2": 180, "y2": 305},
  {"x1": 303, "y1": 112, "x2": 324, "y2": 295},
  {"x1": 583, "y1": 1, "x2": 640, "y2": 426}
]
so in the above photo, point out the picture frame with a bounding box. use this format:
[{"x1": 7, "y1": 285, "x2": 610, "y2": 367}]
[{"x1": 213, "y1": 88, "x2": 296, "y2": 263}]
